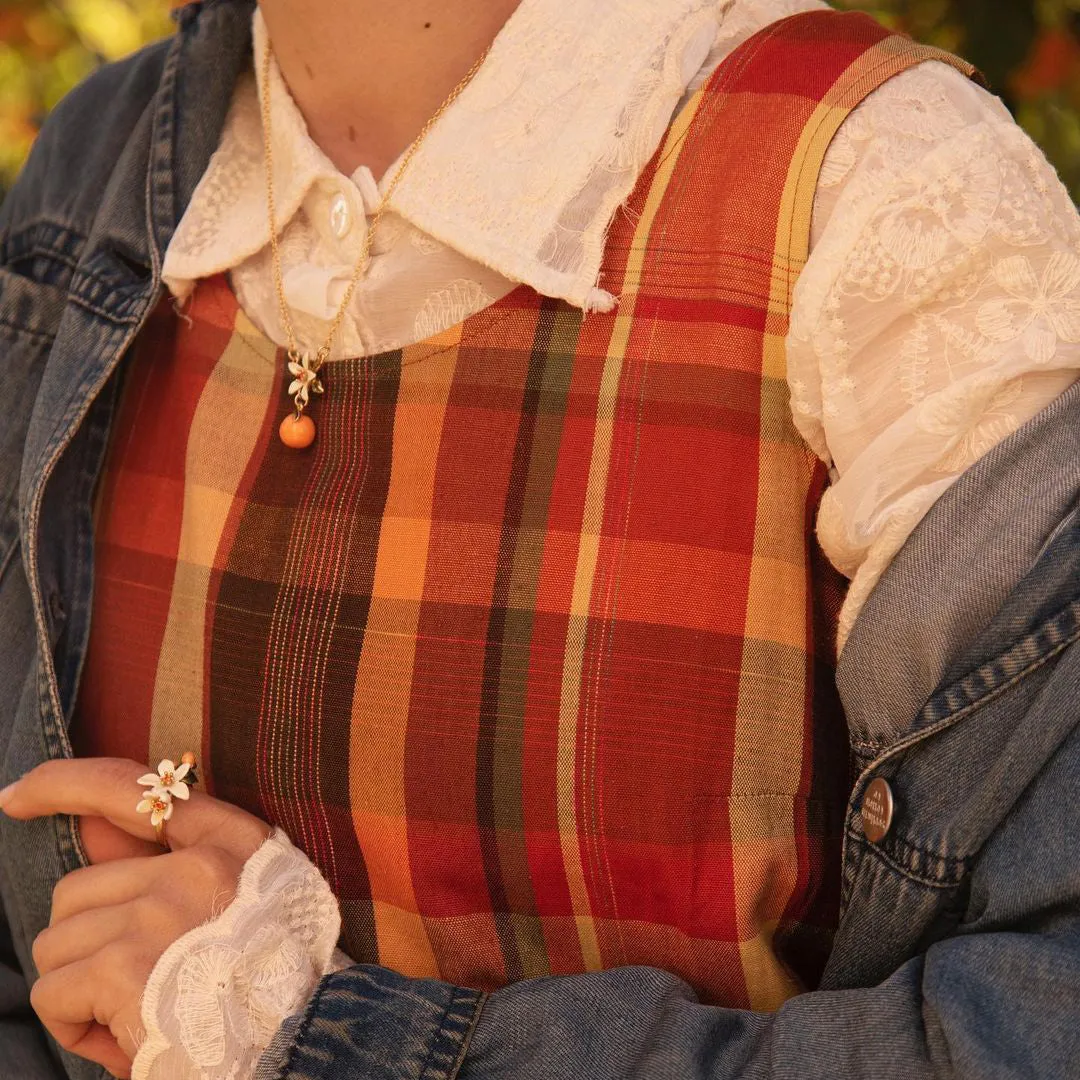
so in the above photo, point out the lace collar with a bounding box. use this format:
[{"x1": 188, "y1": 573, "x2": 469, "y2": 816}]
[{"x1": 163, "y1": 0, "x2": 729, "y2": 310}]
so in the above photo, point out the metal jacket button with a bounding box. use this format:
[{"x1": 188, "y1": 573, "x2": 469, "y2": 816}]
[{"x1": 861, "y1": 778, "x2": 894, "y2": 843}]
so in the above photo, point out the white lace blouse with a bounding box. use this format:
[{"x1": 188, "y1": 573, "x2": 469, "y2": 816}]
[{"x1": 133, "y1": 0, "x2": 1080, "y2": 1076}]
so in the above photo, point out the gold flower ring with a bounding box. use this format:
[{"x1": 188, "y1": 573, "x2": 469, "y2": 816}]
[{"x1": 135, "y1": 752, "x2": 198, "y2": 849}]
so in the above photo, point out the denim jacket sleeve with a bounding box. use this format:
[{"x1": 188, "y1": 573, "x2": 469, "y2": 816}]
[
  {"x1": 0, "y1": 899, "x2": 64, "y2": 1080},
  {"x1": 0, "y1": 104, "x2": 78, "y2": 1080},
  {"x1": 254, "y1": 604, "x2": 1080, "y2": 1075}
]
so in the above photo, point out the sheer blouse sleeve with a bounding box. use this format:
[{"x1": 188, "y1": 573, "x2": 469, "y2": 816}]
[
  {"x1": 789, "y1": 60, "x2": 1080, "y2": 648},
  {"x1": 130, "y1": 829, "x2": 350, "y2": 1080}
]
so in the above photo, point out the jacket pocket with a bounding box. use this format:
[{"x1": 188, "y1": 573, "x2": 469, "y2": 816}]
[{"x1": 0, "y1": 263, "x2": 67, "y2": 340}]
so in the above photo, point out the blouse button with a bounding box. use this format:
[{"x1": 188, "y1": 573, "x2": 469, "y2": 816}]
[{"x1": 329, "y1": 193, "x2": 352, "y2": 239}]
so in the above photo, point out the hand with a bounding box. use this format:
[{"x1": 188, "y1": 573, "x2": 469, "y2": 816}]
[{"x1": 0, "y1": 757, "x2": 273, "y2": 1079}]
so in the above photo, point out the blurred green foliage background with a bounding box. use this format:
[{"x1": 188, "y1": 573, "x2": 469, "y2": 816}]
[
  {"x1": 1, "y1": 0, "x2": 1079, "y2": 202},
  {"x1": 837, "y1": 0, "x2": 1080, "y2": 199}
]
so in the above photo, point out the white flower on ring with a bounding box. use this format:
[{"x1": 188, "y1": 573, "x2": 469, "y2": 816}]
[
  {"x1": 976, "y1": 252, "x2": 1080, "y2": 364},
  {"x1": 287, "y1": 355, "x2": 324, "y2": 409},
  {"x1": 138, "y1": 758, "x2": 192, "y2": 801},
  {"x1": 136, "y1": 791, "x2": 174, "y2": 828}
]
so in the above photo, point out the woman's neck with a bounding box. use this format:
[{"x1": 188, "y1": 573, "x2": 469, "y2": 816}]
[{"x1": 257, "y1": 0, "x2": 522, "y2": 178}]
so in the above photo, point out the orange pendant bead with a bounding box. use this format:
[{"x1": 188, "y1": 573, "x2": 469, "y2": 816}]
[{"x1": 279, "y1": 413, "x2": 316, "y2": 449}]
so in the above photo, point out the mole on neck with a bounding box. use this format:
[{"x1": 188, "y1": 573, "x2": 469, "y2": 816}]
[{"x1": 257, "y1": 0, "x2": 520, "y2": 177}]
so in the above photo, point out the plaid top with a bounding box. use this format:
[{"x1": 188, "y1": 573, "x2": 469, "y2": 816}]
[{"x1": 73, "y1": 13, "x2": 973, "y2": 1009}]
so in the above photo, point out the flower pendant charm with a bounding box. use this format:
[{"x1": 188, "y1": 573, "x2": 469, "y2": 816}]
[
  {"x1": 281, "y1": 349, "x2": 326, "y2": 450},
  {"x1": 287, "y1": 351, "x2": 325, "y2": 412}
]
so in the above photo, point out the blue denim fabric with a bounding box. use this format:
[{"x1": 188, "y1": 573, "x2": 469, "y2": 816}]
[
  {"x1": 2, "y1": 2, "x2": 1079, "y2": 1078},
  {"x1": 255, "y1": 968, "x2": 483, "y2": 1080}
]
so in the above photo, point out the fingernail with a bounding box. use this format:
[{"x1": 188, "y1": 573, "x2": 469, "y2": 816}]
[{"x1": 0, "y1": 781, "x2": 19, "y2": 810}]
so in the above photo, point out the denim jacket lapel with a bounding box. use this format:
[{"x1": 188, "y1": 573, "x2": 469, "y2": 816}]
[{"x1": 17, "y1": 0, "x2": 255, "y2": 740}]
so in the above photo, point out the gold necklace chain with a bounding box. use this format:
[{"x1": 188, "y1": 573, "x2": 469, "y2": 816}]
[{"x1": 260, "y1": 38, "x2": 491, "y2": 447}]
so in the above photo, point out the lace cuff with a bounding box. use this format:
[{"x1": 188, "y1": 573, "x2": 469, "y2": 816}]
[{"x1": 131, "y1": 827, "x2": 343, "y2": 1080}]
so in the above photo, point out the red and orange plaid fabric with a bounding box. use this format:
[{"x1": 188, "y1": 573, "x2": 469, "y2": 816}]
[{"x1": 74, "y1": 13, "x2": 974, "y2": 1008}]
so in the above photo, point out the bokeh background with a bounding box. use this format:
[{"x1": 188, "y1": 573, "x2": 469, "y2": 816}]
[{"x1": 1, "y1": 0, "x2": 1079, "y2": 203}]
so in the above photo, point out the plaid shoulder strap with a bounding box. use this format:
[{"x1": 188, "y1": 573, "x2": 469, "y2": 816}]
[
  {"x1": 629, "y1": 8, "x2": 982, "y2": 337},
  {"x1": 584, "y1": 11, "x2": 981, "y2": 996}
]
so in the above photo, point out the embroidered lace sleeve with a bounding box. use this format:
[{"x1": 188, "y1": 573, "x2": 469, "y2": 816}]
[
  {"x1": 790, "y1": 60, "x2": 1080, "y2": 648},
  {"x1": 130, "y1": 828, "x2": 350, "y2": 1080}
]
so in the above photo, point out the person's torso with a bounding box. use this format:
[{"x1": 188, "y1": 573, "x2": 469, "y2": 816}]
[
  {"x1": 7, "y1": 10, "x2": 1080, "y2": 1080},
  {"x1": 70, "y1": 11, "x2": 969, "y2": 1007}
]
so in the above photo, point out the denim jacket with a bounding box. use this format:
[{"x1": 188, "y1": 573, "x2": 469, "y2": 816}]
[{"x1": 2, "y1": 2, "x2": 1079, "y2": 1078}]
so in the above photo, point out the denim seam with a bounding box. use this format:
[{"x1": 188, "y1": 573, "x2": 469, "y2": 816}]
[
  {"x1": 66, "y1": 290, "x2": 147, "y2": 325},
  {"x1": 897, "y1": 617, "x2": 1080, "y2": 758},
  {"x1": 22, "y1": 302, "x2": 159, "y2": 777},
  {"x1": 0, "y1": 316, "x2": 57, "y2": 343},
  {"x1": 68, "y1": 813, "x2": 89, "y2": 869},
  {"x1": 920, "y1": 601, "x2": 1080, "y2": 725},
  {"x1": 147, "y1": 3, "x2": 184, "y2": 274},
  {"x1": 11, "y1": 247, "x2": 81, "y2": 275},
  {"x1": 1034, "y1": 501, "x2": 1080, "y2": 564},
  {"x1": 62, "y1": 375, "x2": 123, "y2": 722},
  {"x1": 0, "y1": 220, "x2": 85, "y2": 270},
  {"x1": 448, "y1": 991, "x2": 488, "y2": 1080},
  {"x1": 66, "y1": 277, "x2": 153, "y2": 325},
  {"x1": 417, "y1": 987, "x2": 484, "y2": 1080},
  {"x1": 856, "y1": 825, "x2": 973, "y2": 874},
  {"x1": 36, "y1": 661, "x2": 68, "y2": 766},
  {"x1": 417, "y1": 995, "x2": 456, "y2": 1080},
  {"x1": 27, "y1": 320, "x2": 141, "y2": 517},
  {"x1": 857, "y1": 607, "x2": 1080, "y2": 775},
  {"x1": 845, "y1": 828, "x2": 969, "y2": 889}
]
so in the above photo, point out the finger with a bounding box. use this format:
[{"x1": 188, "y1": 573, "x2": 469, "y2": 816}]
[
  {"x1": 34, "y1": 904, "x2": 133, "y2": 974},
  {"x1": 50, "y1": 858, "x2": 159, "y2": 926},
  {"x1": 31, "y1": 952, "x2": 127, "y2": 1052},
  {"x1": 32, "y1": 949, "x2": 148, "y2": 1065},
  {"x1": 111, "y1": 1003, "x2": 144, "y2": 1072},
  {"x1": 1, "y1": 758, "x2": 270, "y2": 858},
  {"x1": 69, "y1": 1024, "x2": 133, "y2": 1080},
  {"x1": 31, "y1": 954, "x2": 123, "y2": 1028},
  {"x1": 36, "y1": 993, "x2": 138, "y2": 1071},
  {"x1": 40, "y1": 1016, "x2": 131, "y2": 1079},
  {"x1": 50, "y1": 847, "x2": 243, "y2": 942},
  {"x1": 79, "y1": 815, "x2": 163, "y2": 864}
]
